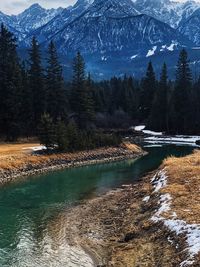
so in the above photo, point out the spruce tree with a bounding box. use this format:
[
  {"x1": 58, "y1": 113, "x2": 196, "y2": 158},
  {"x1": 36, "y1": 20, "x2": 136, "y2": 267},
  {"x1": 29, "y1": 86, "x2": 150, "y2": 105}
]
[
  {"x1": 170, "y1": 49, "x2": 192, "y2": 134},
  {"x1": 121, "y1": 76, "x2": 138, "y2": 118},
  {"x1": 0, "y1": 24, "x2": 22, "y2": 140},
  {"x1": 192, "y1": 77, "x2": 200, "y2": 133},
  {"x1": 56, "y1": 120, "x2": 68, "y2": 151},
  {"x1": 38, "y1": 113, "x2": 55, "y2": 150},
  {"x1": 149, "y1": 63, "x2": 169, "y2": 132},
  {"x1": 46, "y1": 41, "x2": 67, "y2": 122},
  {"x1": 84, "y1": 73, "x2": 95, "y2": 122},
  {"x1": 20, "y1": 61, "x2": 34, "y2": 136},
  {"x1": 71, "y1": 52, "x2": 94, "y2": 128},
  {"x1": 28, "y1": 37, "x2": 46, "y2": 130},
  {"x1": 139, "y1": 61, "x2": 157, "y2": 121}
]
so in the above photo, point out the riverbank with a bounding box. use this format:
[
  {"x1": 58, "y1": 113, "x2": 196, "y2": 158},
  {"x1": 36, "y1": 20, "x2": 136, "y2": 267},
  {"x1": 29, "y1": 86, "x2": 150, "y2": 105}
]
[
  {"x1": 0, "y1": 142, "x2": 145, "y2": 186},
  {"x1": 53, "y1": 148, "x2": 200, "y2": 266}
]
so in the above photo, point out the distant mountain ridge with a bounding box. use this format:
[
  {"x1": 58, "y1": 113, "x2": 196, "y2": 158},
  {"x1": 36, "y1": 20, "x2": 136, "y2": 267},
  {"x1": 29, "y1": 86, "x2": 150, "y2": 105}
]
[{"x1": 1, "y1": 0, "x2": 200, "y2": 78}]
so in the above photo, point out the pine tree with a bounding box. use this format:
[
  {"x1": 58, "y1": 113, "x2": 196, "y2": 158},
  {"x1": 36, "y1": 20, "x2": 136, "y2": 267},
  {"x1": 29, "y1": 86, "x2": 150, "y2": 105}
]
[
  {"x1": 38, "y1": 113, "x2": 55, "y2": 150},
  {"x1": 46, "y1": 41, "x2": 67, "y2": 122},
  {"x1": 66, "y1": 121, "x2": 79, "y2": 151},
  {"x1": 139, "y1": 61, "x2": 157, "y2": 121},
  {"x1": 0, "y1": 24, "x2": 22, "y2": 140},
  {"x1": 149, "y1": 63, "x2": 169, "y2": 132},
  {"x1": 190, "y1": 77, "x2": 200, "y2": 133},
  {"x1": 170, "y1": 49, "x2": 192, "y2": 134},
  {"x1": 28, "y1": 37, "x2": 46, "y2": 130},
  {"x1": 56, "y1": 120, "x2": 68, "y2": 151},
  {"x1": 20, "y1": 61, "x2": 34, "y2": 136},
  {"x1": 121, "y1": 76, "x2": 138, "y2": 118},
  {"x1": 71, "y1": 52, "x2": 94, "y2": 128},
  {"x1": 84, "y1": 73, "x2": 95, "y2": 122}
]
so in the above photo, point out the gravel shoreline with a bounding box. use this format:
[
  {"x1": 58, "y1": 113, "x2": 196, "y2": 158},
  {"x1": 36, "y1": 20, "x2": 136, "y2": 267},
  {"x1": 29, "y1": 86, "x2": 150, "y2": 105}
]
[
  {"x1": 0, "y1": 145, "x2": 146, "y2": 186},
  {"x1": 51, "y1": 175, "x2": 181, "y2": 267}
]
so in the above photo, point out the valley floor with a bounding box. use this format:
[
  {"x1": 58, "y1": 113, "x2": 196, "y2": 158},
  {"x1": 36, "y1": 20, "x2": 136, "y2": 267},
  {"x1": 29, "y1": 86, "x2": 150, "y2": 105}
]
[
  {"x1": 0, "y1": 141, "x2": 144, "y2": 186},
  {"x1": 54, "y1": 149, "x2": 200, "y2": 266}
]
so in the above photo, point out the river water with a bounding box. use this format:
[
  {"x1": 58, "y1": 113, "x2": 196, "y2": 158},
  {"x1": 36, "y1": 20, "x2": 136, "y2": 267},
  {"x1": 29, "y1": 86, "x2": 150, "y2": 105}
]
[{"x1": 0, "y1": 145, "x2": 194, "y2": 266}]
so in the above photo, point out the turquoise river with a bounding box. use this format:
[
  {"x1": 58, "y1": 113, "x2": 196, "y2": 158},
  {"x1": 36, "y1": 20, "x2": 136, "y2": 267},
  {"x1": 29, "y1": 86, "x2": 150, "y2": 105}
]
[{"x1": 0, "y1": 145, "x2": 194, "y2": 266}]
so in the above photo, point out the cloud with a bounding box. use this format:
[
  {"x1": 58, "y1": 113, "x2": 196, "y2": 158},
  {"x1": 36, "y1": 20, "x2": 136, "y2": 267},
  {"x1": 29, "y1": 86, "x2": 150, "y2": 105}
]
[{"x1": 0, "y1": 0, "x2": 76, "y2": 15}]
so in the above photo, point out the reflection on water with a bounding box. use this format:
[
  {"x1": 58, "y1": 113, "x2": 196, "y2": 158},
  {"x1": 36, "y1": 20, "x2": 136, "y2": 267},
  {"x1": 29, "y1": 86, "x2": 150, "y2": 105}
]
[{"x1": 0, "y1": 145, "x2": 193, "y2": 266}]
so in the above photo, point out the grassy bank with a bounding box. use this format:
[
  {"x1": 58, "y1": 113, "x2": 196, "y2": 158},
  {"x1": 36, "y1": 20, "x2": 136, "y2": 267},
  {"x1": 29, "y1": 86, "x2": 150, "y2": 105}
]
[
  {"x1": 50, "y1": 149, "x2": 200, "y2": 266},
  {"x1": 0, "y1": 142, "x2": 144, "y2": 186}
]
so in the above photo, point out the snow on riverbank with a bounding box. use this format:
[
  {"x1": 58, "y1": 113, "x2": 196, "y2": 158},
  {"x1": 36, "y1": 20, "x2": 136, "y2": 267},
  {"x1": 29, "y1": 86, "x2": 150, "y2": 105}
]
[
  {"x1": 151, "y1": 170, "x2": 200, "y2": 266},
  {"x1": 23, "y1": 146, "x2": 47, "y2": 152},
  {"x1": 134, "y1": 125, "x2": 162, "y2": 136},
  {"x1": 133, "y1": 125, "x2": 200, "y2": 146},
  {"x1": 145, "y1": 136, "x2": 200, "y2": 146}
]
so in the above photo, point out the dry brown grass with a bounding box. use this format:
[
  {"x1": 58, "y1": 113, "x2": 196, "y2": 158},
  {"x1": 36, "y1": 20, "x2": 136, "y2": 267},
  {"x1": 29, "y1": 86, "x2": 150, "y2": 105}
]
[
  {"x1": 122, "y1": 142, "x2": 143, "y2": 153},
  {"x1": 0, "y1": 142, "x2": 142, "y2": 173},
  {"x1": 161, "y1": 149, "x2": 200, "y2": 224},
  {"x1": 0, "y1": 143, "x2": 40, "y2": 157}
]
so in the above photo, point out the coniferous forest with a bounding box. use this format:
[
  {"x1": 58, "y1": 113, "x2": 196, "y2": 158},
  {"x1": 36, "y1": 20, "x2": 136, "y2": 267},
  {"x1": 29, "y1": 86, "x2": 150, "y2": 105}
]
[{"x1": 0, "y1": 24, "x2": 200, "y2": 150}]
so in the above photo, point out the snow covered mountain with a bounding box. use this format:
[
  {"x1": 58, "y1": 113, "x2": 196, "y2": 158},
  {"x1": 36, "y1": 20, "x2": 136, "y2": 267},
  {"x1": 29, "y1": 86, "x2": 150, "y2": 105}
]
[
  {"x1": 178, "y1": 8, "x2": 200, "y2": 45},
  {"x1": 1, "y1": 0, "x2": 200, "y2": 78},
  {"x1": 132, "y1": 0, "x2": 200, "y2": 28},
  {"x1": 23, "y1": 0, "x2": 96, "y2": 46},
  {"x1": 15, "y1": 4, "x2": 63, "y2": 32},
  {"x1": 0, "y1": 4, "x2": 63, "y2": 41},
  {"x1": 50, "y1": 0, "x2": 186, "y2": 56}
]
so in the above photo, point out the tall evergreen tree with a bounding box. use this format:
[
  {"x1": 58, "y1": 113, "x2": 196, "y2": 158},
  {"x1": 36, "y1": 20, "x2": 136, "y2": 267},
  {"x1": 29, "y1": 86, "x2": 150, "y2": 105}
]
[
  {"x1": 28, "y1": 36, "x2": 45, "y2": 130},
  {"x1": 20, "y1": 61, "x2": 34, "y2": 136},
  {"x1": 121, "y1": 76, "x2": 138, "y2": 118},
  {"x1": 71, "y1": 52, "x2": 94, "y2": 128},
  {"x1": 149, "y1": 63, "x2": 169, "y2": 132},
  {"x1": 46, "y1": 41, "x2": 67, "y2": 122},
  {"x1": 0, "y1": 24, "x2": 22, "y2": 140},
  {"x1": 84, "y1": 73, "x2": 95, "y2": 121},
  {"x1": 190, "y1": 77, "x2": 200, "y2": 133},
  {"x1": 139, "y1": 61, "x2": 157, "y2": 121},
  {"x1": 38, "y1": 113, "x2": 56, "y2": 150},
  {"x1": 170, "y1": 49, "x2": 192, "y2": 134}
]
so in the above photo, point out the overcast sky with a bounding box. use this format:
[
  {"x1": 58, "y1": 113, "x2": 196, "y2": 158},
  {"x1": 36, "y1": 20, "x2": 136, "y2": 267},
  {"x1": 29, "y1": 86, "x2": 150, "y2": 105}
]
[
  {"x1": 0, "y1": 0, "x2": 76, "y2": 15},
  {"x1": 0, "y1": 0, "x2": 199, "y2": 15}
]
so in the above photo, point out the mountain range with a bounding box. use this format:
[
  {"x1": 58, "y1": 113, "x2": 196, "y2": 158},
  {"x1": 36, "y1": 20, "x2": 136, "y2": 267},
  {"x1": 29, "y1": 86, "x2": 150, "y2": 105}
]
[{"x1": 1, "y1": 0, "x2": 200, "y2": 79}]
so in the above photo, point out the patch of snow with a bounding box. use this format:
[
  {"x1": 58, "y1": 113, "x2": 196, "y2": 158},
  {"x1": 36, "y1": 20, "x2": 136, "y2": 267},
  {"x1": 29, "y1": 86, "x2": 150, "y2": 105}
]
[
  {"x1": 145, "y1": 135, "x2": 200, "y2": 146},
  {"x1": 101, "y1": 56, "x2": 107, "y2": 61},
  {"x1": 133, "y1": 125, "x2": 163, "y2": 136},
  {"x1": 146, "y1": 46, "x2": 157, "y2": 57},
  {"x1": 23, "y1": 146, "x2": 47, "y2": 152},
  {"x1": 143, "y1": 196, "x2": 150, "y2": 202},
  {"x1": 144, "y1": 144, "x2": 163, "y2": 148},
  {"x1": 134, "y1": 125, "x2": 146, "y2": 131},
  {"x1": 167, "y1": 41, "x2": 177, "y2": 51},
  {"x1": 152, "y1": 193, "x2": 172, "y2": 221},
  {"x1": 151, "y1": 170, "x2": 200, "y2": 266},
  {"x1": 143, "y1": 130, "x2": 163, "y2": 136},
  {"x1": 151, "y1": 170, "x2": 168, "y2": 193},
  {"x1": 131, "y1": 54, "x2": 138, "y2": 60},
  {"x1": 160, "y1": 45, "x2": 167, "y2": 51}
]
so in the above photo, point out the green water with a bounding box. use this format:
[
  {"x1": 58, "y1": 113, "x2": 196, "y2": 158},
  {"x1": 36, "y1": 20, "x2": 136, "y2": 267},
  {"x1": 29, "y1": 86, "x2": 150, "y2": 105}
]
[{"x1": 0, "y1": 145, "x2": 194, "y2": 266}]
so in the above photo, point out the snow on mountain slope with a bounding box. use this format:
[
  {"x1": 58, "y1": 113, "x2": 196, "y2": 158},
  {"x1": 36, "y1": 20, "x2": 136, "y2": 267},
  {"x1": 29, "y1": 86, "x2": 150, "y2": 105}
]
[
  {"x1": 178, "y1": 8, "x2": 200, "y2": 45},
  {"x1": 132, "y1": 0, "x2": 200, "y2": 28},
  {"x1": 50, "y1": 0, "x2": 186, "y2": 57},
  {"x1": 0, "y1": 0, "x2": 198, "y2": 79},
  {"x1": 0, "y1": 3, "x2": 63, "y2": 40},
  {"x1": 15, "y1": 4, "x2": 63, "y2": 32},
  {"x1": 22, "y1": 0, "x2": 96, "y2": 46}
]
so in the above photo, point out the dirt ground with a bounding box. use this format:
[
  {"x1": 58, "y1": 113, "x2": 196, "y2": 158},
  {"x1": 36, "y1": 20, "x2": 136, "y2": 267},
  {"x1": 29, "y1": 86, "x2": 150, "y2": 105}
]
[
  {"x1": 48, "y1": 149, "x2": 200, "y2": 267},
  {"x1": 0, "y1": 142, "x2": 41, "y2": 157}
]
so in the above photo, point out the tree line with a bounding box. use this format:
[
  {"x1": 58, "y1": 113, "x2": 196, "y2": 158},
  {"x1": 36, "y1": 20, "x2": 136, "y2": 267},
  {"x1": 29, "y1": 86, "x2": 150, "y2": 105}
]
[{"x1": 0, "y1": 24, "x2": 199, "y2": 150}]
